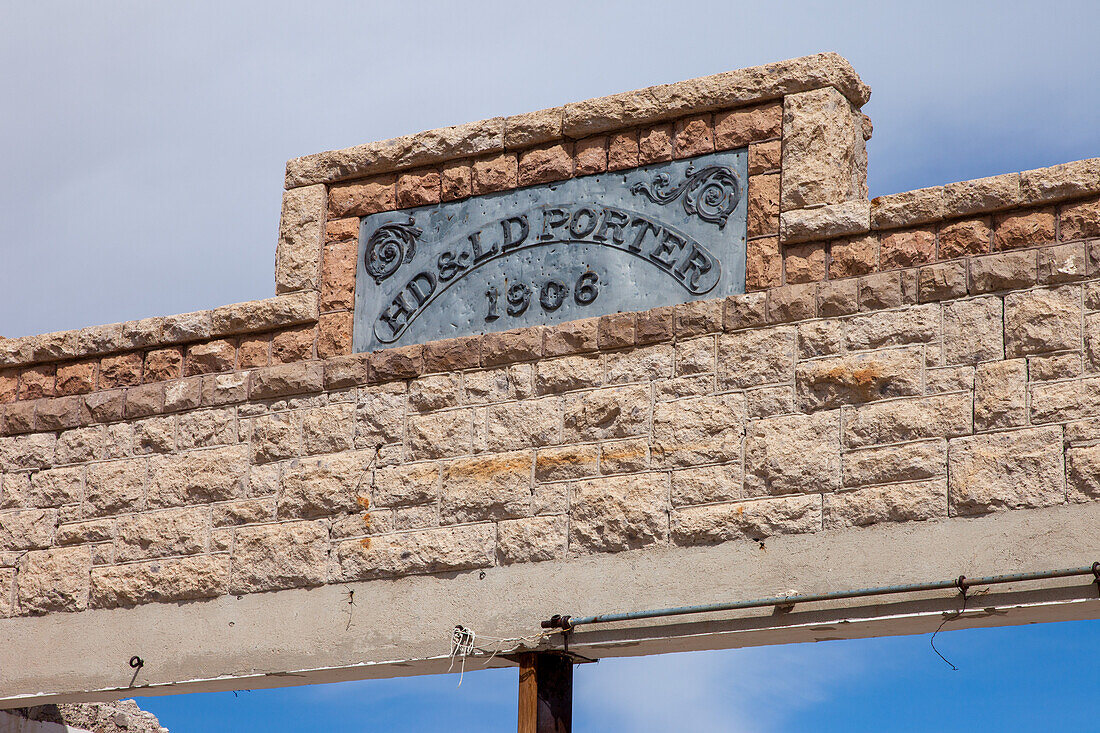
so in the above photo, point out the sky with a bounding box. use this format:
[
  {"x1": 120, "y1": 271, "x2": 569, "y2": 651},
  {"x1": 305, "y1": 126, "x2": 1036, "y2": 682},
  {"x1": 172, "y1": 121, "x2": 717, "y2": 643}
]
[{"x1": 2, "y1": 1, "x2": 1100, "y2": 730}]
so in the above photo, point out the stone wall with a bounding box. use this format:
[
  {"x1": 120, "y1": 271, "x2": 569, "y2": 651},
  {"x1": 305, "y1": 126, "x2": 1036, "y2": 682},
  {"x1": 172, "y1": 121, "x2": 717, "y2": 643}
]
[
  {"x1": 4, "y1": 700, "x2": 167, "y2": 732},
  {"x1": 1, "y1": 53, "x2": 1098, "y2": 636}
]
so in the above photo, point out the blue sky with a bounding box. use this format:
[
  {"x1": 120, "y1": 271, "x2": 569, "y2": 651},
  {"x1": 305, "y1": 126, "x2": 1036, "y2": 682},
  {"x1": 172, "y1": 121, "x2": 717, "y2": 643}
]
[{"x1": 3, "y1": 1, "x2": 1099, "y2": 729}]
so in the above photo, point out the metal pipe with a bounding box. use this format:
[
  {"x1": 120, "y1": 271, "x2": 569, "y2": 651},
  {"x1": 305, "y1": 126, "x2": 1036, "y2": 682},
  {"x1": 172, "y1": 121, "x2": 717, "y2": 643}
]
[{"x1": 541, "y1": 562, "x2": 1100, "y2": 631}]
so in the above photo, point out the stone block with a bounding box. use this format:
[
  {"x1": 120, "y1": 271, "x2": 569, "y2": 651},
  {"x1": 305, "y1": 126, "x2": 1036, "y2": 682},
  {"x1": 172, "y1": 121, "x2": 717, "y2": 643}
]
[
  {"x1": 328, "y1": 176, "x2": 395, "y2": 218},
  {"x1": 675, "y1": 336, "x2": 715, "y2": 376},
  {"x1": 0, "y1": 508, "x2": 57, "y2": 550},
  {"x1": 396, "y1": 168, "x2": 441, "y2": 208},
  {"x1": 441, "y1": 451, "x2": 533, "y2": 523},
  {"x1": 715, "y1": 101, "x2": 782, "y2": 148},
  {"x1": 497, "y1": 516, "x2": 568, "y2": 564},
  {"x1": 202, "y1": 371, "x2": 249, "y2": 406},
  {"x1": 115, "y1": 508, "x2": 208, "y2": 561},
  {"x1": 148, "y1": 445, "x2": 249, "y2": 507},
  {"x1": 0, "y1": 432, "x2": 55, "y2": 471},
  {"x1": 843, "y1": 393, "x2": 972, "y2": 448},
  {"x1": 271, "y1": 326, "x2": 316, "y2": 363},
  {"x1": 969, "y1": 250, "x2": 1037, "y2": 293},
  {"x1": 535, "y1": 444, "x2": 599, "y2": 483},
  {"x1": 871, "y1": 187, "x2": 944, "y2": 230},
  {"x1": 842, "y1": 439, "x2": 946, "y2": 487},
  {"x1": 36, "y1": 395, "x2": 88, "y2": 431},
  {"x1": 275, "y1": 184, "x2": 326, "y2": 293},
  {"x1": 1030, "y1": 377, "x2": 1100, "y2": 424},
  {"x1": 569, "y1": 473, "x2": 668, "y2": 554},
  {"x1": 407, "y1": 409, "x2": 473, "y2": 459},
  {"x1": 212, "y1": 499, "x2": 275, "y2": 527},
  {"x1": 599, "y1": 438, "x2": 648, "y2": 475},
  {"x1": 356, "y1": 382, "x2": 407, "y2": 446},
  {"x1": 463, "y1": 364, "x2": 534, "y2": 403},
  {"x1": 942, "y1": 296, "x2": 1004, "y2": 364},
  {"x1": 177, "y1": 408, "x2": 237, "y2": 450},
  {"x1": 472, "y1": 152, "x2": 518, "y2": 194},
  {"x1": 829, "y1": 235, "x2": 878, "y2": 279},
  {"x1": 795, "y1": 346, "x2": 923, "y2": 411},
  {"x1": 746, "y1": 235, "x2": 782, "y2": 290},
  {"x1": 1038, "y1": 242, "x2": 1088, "y2": 285},
  {"x1": 55, "y1": 360, "x2": 97, "y2": 395},
  {"x1": 918, "y1": 261, "x2": 968, "y2": 302},
  {"x1": 91, "y1": 555, "x2": 229, "y2": 609},
  {"x1": 858, "y1": 271, "x2": 903, "y2": 311},
  {"x1": 672, "y1": 495, "x2": 821, "y2": 546},
  {"x1": 574, "y1": 135, "x2": 608, "y2": 175},
  {"x1": 186, "y1": 340, "x2": 236, "y2": 376},
  {"x1": 441, "y1": 160, "x2": 473, "y2": 201},
  {"x1": 372, "y1": 462, "x2": 440, "y2": 507},
  {"x1": 55, "y1": 517, "x2": 113, "y2": 545},
  {"x1": 131, "y1": 416, "x2": 175, "y2": 454},
  {"x1": 942, "y1": 173, "x2": 1022, "y2": 215},
  {"x1": 536, "y1": 355, "x2": 603, "y2": 395},
  {"x1": 747, "y1": 173, "x2": 779, "y2": 237},
  {"x1": 723, "y1": 292, "x2": 768, "y2": 331},
  {"x1": 748, "y1": 139, "x2": 782, "y2": 174},
  {"x1": 407, "y1": 373, "x2": 461, "y2": 413},
  {"x1": 717, "y1": 326, "x2": 795, "y2": 388},
  {"x1": 1028, "y1": 352, "x2": 1082, "y2": 381},
  {"x1": 338, "y1": 524, "x2": 495, "y2": 580},
  {"x1": 1, "y1": 467, "x2": 80, "y2": 509},
  {"x1": 279, "y1": 451, "x2": 368, "y2": 518},
  {"x1": 768, "y1": 283, "x2": 817, "y2": 323},
  {"x1": 782, "y1": 87, "x2": 863, "y2": 209},
  {"x1": 1004, "y1": 285, "x2": 1082, "y2": 357},
  {"x1": 993, "y1": 207, "x2": 1056, "y2": 250},
  {"x1": 607, "y1": 130, "x2": 639, "y2": 171},
  {"x1": 845, "y1": 305, "x2": 938, "y2": 350},
  {"x1": 482, "y1": 327, "x2": 542, "y2": 366},
  {"x1": 16, "y1": 545, "x2": 91, "y2": 613},
  {"x1": 231, "y1": 520, "x2": 329, "y2": 593},
  {"x1": 879, "y1": 227, "x2": 935, "y2": 270},
  {"x1": 824, "y1": 479, "x2": 946, "y2": 529},
  {"x1": 638, "y1": 123, "x2": 673, "y2": 164},
  {"x1": 937, "y1": 218, "x2": 992, "y2": 259},
  {"x1": 948, "y1": 427, "x2": 1065, "y2": 514},
  {"x1": 85, "y1": 458, "x2": 145, "y2": 517},
  {"x1": 745, "y1": 411, "x2": 841, "y2": 495},
  {"x1": 124, "y1": 382, "x2": 165, "y2": 418},
  {"x1": 563, "y1": 385, "x2": 650, "y2": 442},
  {"x1": 604, "y1": 344, "x2": 673, "y2": 384},
  {"x1": 1067, "y1": 444, "x2": 1100, "y2": 502},
  {"x1": 423, "y1": 336, "x2": 481, "y2": 371},
  {"x1": 250, "y1": 412, "x2": 301, "y2": 464},
  {"x1": 543, "y1": 318, "x2": 599, "y2": 356},
  {"x1": 780, "y1": 200, "x2": 870, "y2": 243},
  {"x1": 652, "y1": 390, "x2": 744, "y2": 468},
  {"x1": 974, "y1": 359, "x2": 1028, "y2": 430},
  {"x1": 518, "y1": 143, "x2": 573, "y2": 186},
  {"x1": 784, "y1": 242, "x2": 828, "y2": 284},
  {"x1": 504, "y1": 107, "x2": 562, "y2": 148},
  {"x1": 670, "y1": 463, "x2": 741, "y2": 507},
  {"x1": 99, "y1": 353, "x2": 143, "y2": 388}
]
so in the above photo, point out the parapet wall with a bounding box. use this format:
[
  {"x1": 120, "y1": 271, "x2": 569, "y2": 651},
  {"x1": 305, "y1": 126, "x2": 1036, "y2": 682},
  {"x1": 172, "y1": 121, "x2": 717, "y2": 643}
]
[{"x1": 2, "y1": 52, "x2": 1100, "y2": 705}]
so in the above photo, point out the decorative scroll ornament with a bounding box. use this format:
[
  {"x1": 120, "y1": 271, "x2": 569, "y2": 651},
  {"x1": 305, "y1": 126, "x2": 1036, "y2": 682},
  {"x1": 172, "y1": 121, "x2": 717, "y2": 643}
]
[
  {"x1": 364, "y1": 217, "x2": 422, "y2": 283},
  {"x1": 630, "y1": 164, "x2": 741, "y2": 229}
]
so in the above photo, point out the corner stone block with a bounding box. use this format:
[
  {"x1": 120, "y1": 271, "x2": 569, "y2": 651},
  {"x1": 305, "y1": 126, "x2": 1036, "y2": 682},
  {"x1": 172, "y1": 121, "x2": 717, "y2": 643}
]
[
  {"x1": 17, "y1": 545, "x2": 91, "y2": 614},
  {"x1": 230, "y1": 520, "x2": 330, "y2": 593},
  {"x1": 782, "y1": 87, "x2": 865, "y2": 210},
  {"x1": 276, "y1": 184, "x2": 327, "y2": 294},
  {"x1": 948, "y1": 426, "x2": 1065, "y2": 515},
  {"x1": 745, "y1": 411, "x2": 841, "y2": 496}
]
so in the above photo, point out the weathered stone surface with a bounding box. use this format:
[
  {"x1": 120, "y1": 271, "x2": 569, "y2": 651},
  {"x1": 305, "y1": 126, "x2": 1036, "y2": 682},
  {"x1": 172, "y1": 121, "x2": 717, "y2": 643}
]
[
  {"x1": 824, "y1": 479, "x2": 946, "y2": 528},
  {"x1": 148, "y1": 445, "x2": 249, "y2": 507},
  {"x1": 817, "y1": 280, "x2": 860, "y2": 318},
  {"x1": 504, "y1": 107, "x2": 563, "y2": 148},
  {"x1": 843, "y1": 394, "x2": 972, "y2": 448},
  {"x1": 563, "y1": 385, "x2": 650, "y2": 442},
  {"x1": 574, "y1": 135, "x2": 608, "y2": 175},
  {"x1": 652, "y1": 393, "x2": 744, "y2": 467},
  {"x1": 212, "y1": 498, "x2": 274, "y2": 527},
  {"x1": 91, "y1": 555, "x2": 229, "y2": 609},
  {"x1": 768, "y1": 283, "x2": 817, "y2": 323},
  {"x1": 746, "y1": 235, "x2": 782, "y2": 291},
  {"x1": 569, "y1": 473, "x2": 668, "y2": 554},
  {"x1": 231, "y1": 520, "x2": 329, "y2": 593},
  {"x1": 871, "y1": 187, "x2": 944, "y2": 230},
  {"x1": 1, "y1": 467, "x2": 81, "y2": 509},
  {"x1": 937, "y1": 218, "x2": 992, "y2": 259},
  {"x1": 974, "y1": 359, "x2": 1027, "y2": 430},
  {"x1": 842, "y1": 439, "x2": 945, "y2": 487},
  {"x1": 441, "y1": 451, "x2": 532, "y2": 523},
  {"x1": 745, "y1": 411, "x2": 841, "y2": 495},
  {"x1": 536, "y1": 355, "x2": 603, "y2": 395},
  {"x1": 795, "y1": 346, "x2": 923, "y2": 411},
  {"x1": 994, "y1": 207, "x2": 1056, "y2": 250},
  {"x1": 673, "y1": 495, "x2": 821, "y2": 545},
  {"x1": 518, "y1": 143, "x2": 573, "y2": 185},
  {"x1": 948, "y1": 427, "x2": 1065, "y2": 515},
  {"x1": 275, "y1": 185, "x2": 325, "y2": 293},
  {"x1": 17, "y1": 545, "x2": 91, "y2": 613},
  {"x1": 829, "y1": 235, "x2": 878, "y2": 279},
  {"x1": 177, "y1": 408, "x2": 236, "y2": 450},
  {"x1": 846, "y1": 305, "x2": 938, "y2": 350},
  {"x1": 328, "y1": 175, "x2": 395, "y2": 218},
  {"x1": 280, "y1": 452, "x2": 368, "y2": 518},
  {"x1": 408, "y1": 409, "x2": 473, "y2": 459},
  {"x1": 497, "y1": 516, "x2": 568, "y2": 564},
  {"x1": 918, "y1": 261, "x2": 968, "y2": 302},
  {"x1": 600, "y1": 438, "x2": 649, "y2": 474},
  {"x1": 1029, "y1": 352, "x2": 1082, "y2": 382},
  {"x1": 670, "y1": 463, "x2": 741, "y2": 506},
  {"x1": 715, "y1": 101, "x2": 782, "y2": 148},
  {"x1": 211, "y1": 292, "x2": 319, "y2": 336},
  {"x1": 0, "y1": 508, "x2": 57, "y2": 550},
  {"x1": 396, "y1": 168, "x2": 441, "y2": 208},
  {"x1": 130, "y1": 416, "x2": 175, "y2": 454},
  {"x1": 942, "y1": 173, "x2": 1022, "y2": 216},
  {"x1": 879, "y1": 227, "x2": 936, "y2": 269},
  {"x1": 472, "y1": 152, "x2": 518, "y2": 195},
  {"x1": 535, "y1": 444, "x2": 599, "y2": 483},
  {"x1": 783, "y1": 242, "x2": 828, "y2": 284},
  {"x1": 942, "y1": 296, "x2": 1004, "y2": 363},
  {"x1": 338, "y1": 524, "x2": 495, "y2": 580},
  {"x1": 969, "y1": 250, "x2": 1037, "y2": 293},
  {"x1": 372, "y1": 462, "x2": 440, "y2": 507},
  {"x1": 301, "y1": 403, "x2": 355, "y2": 454},
  {"x1": 1038, "y1": 242, "x2": 1088, "y2": 285},
  {"x1": 115, "y1": 508, "x2": 207, "y2": 561},
  {"x1": 1066, "y1": 444, "x2": 1100, "y2": 502},
  {"x1": 1018, "y1": 158, "x2": 1100, "y2": 204},
  {"x1": 1030, "y1": 377, "x2": 1100, "y2": 424},
  {"x1": 674, "y1": 336, "x2": 715, "y2": 376},
  {"x1": 780, "y1": 200, "x2": 870, "y2": 243},
  {"x1": 0, "y1": 432, "x2": 55, "y2": 470},
  {"x1": 604, "y1": 344, "x2": 672, "y2": 384},
  {"x1": 249, "y1": 412, "x2": 301, "y2": 464},
  {"x1": 1004, "y1": 285, "x2": 1082, "y2": 357},
  {"x1": 441, "y1": 160, "x2": 472, "y2": 201},
  {"x1": 286, "y1": 117, "x2": 505, "y2": 188},
  {"x1": 85, "y1": 459, "x2": 146, "y2": 517},
  {"x1": 782, "y1": 87, "x2": 864, "y2": 209},
  {"x1": 717, "y1": 326, "x2": 794, "y2": 388},
  {"x1": 858, "y1": 271, "x2": 903, "y2": 311},
  {"x1": 747, "y1": 173, "x2": 779, "y2": 237},
  {"x1": 356, "y1": 382, "x2": 406, "y2": 446},
  {"x1": 250, "y1": 362, "x2": 323, "y2": 400}
]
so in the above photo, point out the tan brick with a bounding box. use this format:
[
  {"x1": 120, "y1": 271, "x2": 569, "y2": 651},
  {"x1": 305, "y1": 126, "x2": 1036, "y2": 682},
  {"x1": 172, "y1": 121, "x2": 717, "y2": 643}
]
[
  {"x1": 518, "y1": 143, "x2": 573, "y2": 186},
  {"x1": 824, "y1": 480, "x2": 946, "y2": 529},
  {"x1": 767, "y1": 283, "x2": 817, "y2": 323},
  {"x1": 356, "y1": 382, "x2": 407, "y2": 446},
  {"x1": 1067, "y1": 444, "x2": 1100, "y2": 502},
  {"x1": 1038, "y1": 242, "x2": 1088, "y2": 285},
  {"x1": 718, "y1": 326, "x2": 795, "y2": 388},
  {"x1": 796, "y1": 347, "x2": 923, "y2": 411},
  {"x1": 249, "y1": 362, "x2": 324, "y2": 400},
  {"x1": 1004, "y1": 285, "x2": 1082, "y2": 357},
  {"x1": 670, "y1": 463, "x2": 741, "y2": 507},
  {"x1": 536, "y1": 354, "x2": 603, "y2": 395},
  {"x1": 115, "y1": 507, "x2": 207, "y2": 561},
  {"x1": 148, "y1": 445, "x2": 248, "y2": 507},
  {"x1": 674, "y1": 299, "x2": 723, "y2": 337},
  {"x1": 564, "y1": 385, "x2": 650, "y2": 442},
  {"x1": 723, "y1": 292, "x2": 768, "y2": 331},
  {"x1": 1, "y1": 467, "x2": 80, "y2": 509},
  {"x1": 798, "y1": 319, "x2": 844, "y2": 358},
  {"x1": 372, "y1": 462, "x2": 439, "y2": 507},
  {"x1": 0, "y1": 369, "x2": 17, "y2": 404},
  {"x1": 407, "y1": 409, "x2": 473, "y2": 459},
  {"x1": 1059, "y1": 195, "x2": 1100, "y2": 241},
  {"x1": 280, "y1": 451, "x2": 367, "y2": 518},
  {"x1": 745, "y1": 411, "x2": 841, "y2": 496},
  {"x1": 675, "y1": 336, "x2": 715, "y2": 375},
  {"x1": 497, "y1": 516, "x2": 567, "y2": 564},
  {"x1": 673, "y1": 495, "x2": 820, "y2": 546},
  {"x1": 604, "y1": 343, "x2": 673, "y2": 384},
  {"x1": 0, "y1": 508, "x2": 57, "y2": 550},
  {"x1": 747, "y1": 174, "x2": 780, "y2": 237},
  {"x1": 994, "y1": 207, "x2": 1056, "y2": 250},
  {"x1": 91, "y1": 555, "x2": 228, "y2": 609},
  {"x1": 370, "y1": 343, "x2": 423, "y2": 380},
  {"x1": 1030, "y1": 377, "x2": 1100, "y2": 424},
  {"x1": 318, "y1": 312, "x2": 352, "y2": 359},
  {"x1": 949, "y1": 427, "x2": 1065, "y2": 514},
  {"x1": 441, "y1": 450, "x2": 532, "y2": 523},
  {"x1": 301, "y1": 403, "x2": 355, "y2": 455},
  {"x1": 543, "y1": 318, "x2": 599, "y2": 356},
  {"x1": 652, "y1": 392, "x2": 744, "y2": 468},
  {"x1": 974, "y1": 359, "x2": 1027, "y2": 430},
  {"x1": 0, "y1": 433, "x2": 55, "y2": 471},
  {"x1": 337, "y1": 524, "x2": 494, "y2": 581},
  {"x1": 17, "y1": 546, "x2": 91, "y2": 613},
  {"x1": 482, "y1": 327, "x2": 542, "y2": 366},
  {"x1": 845, "y1": 304, "x2": 938, "y2": 350},
  {"x1": 423, "y1": 336, "x2": 481, "y2": 371},
  {"x1": 328, "y1": 175, "x2": 395, "y2": 217},
  {"x1": 748, "y1": 140, "x2": 782, "y2": 175},
  {"x1": 746, "y1": 236, "x2": 782, "y2": 291},
  {"x1": 321, "y1": 240, "x2": 357, "y2": 312},
  {"x1": 598, "y1": 312, "x2": 635, "y2": 350},
  {"x1": 842, "y1": 439, "x2": 946, "y2": 487},
  {"x1": 939, "y1": 296, "x2": 1002, "y2": 364},
  {"x1": 125, "y1": 382, "x2": 165, "y2": 418},
  {"x1": 859, "y1": 271, "x2": 903, "y2": 311},
  {"x1": 969, "y1": 250, "x2": 1037, "y2": 293},
  {"x1": 569, "y1": 473, "x2": 668, "y2": 553},
  {"x1": 250, "y1": 412, "x2": 301, "y2": 464},
  {"x1": 230, "y1": 520, "x2": 329, "y2": 593},
  {"x1": 85, "y1": 459, "x2": 145, "y2": 517}
]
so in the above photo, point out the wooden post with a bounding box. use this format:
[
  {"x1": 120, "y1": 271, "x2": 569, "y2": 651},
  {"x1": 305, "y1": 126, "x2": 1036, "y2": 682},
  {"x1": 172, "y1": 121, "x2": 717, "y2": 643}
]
[{"x1": 518, "y1": 652, "x2": 572, "y2": 733}]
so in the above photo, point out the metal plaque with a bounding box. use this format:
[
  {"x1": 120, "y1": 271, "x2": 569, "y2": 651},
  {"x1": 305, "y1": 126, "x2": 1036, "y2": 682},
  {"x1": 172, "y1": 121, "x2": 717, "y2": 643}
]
[{"x1": 353, "y1": 148, "x2": 748, "y2": 352}]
